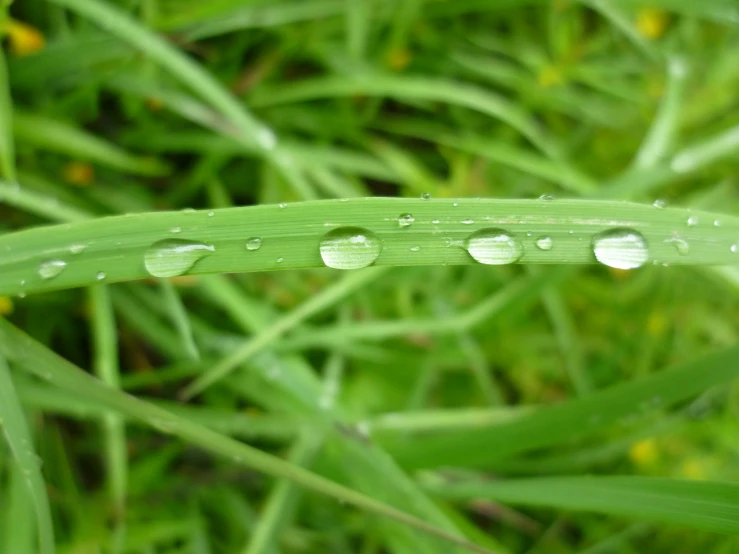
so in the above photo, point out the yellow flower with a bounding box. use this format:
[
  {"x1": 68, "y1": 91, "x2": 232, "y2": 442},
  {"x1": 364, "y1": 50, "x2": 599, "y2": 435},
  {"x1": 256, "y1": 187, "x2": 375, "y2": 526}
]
[
  {"x1": 63, "y1": 161, "x2": 94, "y2": 186},
  {"x1": 4, "y1": 19, "x2": 46, "y2": 57},
  {"x1": 629, "y1": 439, "x2": 659, "y2": 466},
  {"x1": 538, "y1": 65, "x2": 564, "y2": 88},
  {"x1": 0, "y1": 296, "x2": 13, "y2": 316},
  {"x1": 386, "y1": 48, "x2": 411, "y2": 72},
  {"x1": 636, "y1": 8, "x2": 669, "y2": 40}
]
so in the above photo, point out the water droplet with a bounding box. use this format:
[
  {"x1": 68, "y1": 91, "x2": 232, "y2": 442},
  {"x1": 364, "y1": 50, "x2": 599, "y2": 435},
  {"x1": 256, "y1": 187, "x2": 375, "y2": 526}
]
[
  {"x1": 17, "y1": 292, "x2": 26, "y2": 299},
  {"x1": 539, "y1": 194, "x2": 555, "y2": 201},
  {"x1": 443, "y1": 237, "x2": 453, "y2": 247},
  {"x1": 731, "y1": 244, "x2": 738, "y2": 253},
  {"x1": 664, "y1": 236, "x2": 689, "y2": 255},
  {"x1": 535, "y1": 236, "x2": 553, "y2": 251},
  {"x1": 687, "y1": 216, "x2": 699, "y2": 227},
  {"x1": 144, "y1": 239, "x2": 215, "y2": 278},
  {"x1": 182, "y1": 208, "x2": 196, "y2": 214},
  {"x1": 452, "y1": 202, "x2": 459, "y2": 207},
  {"x1": 714, "y1": 219, "x2": 721, "y2": 227},
  {"x1": 96, "y1": 271, "x2": 107, "y2": 281},
  {"x1": 432, "y1": 219, "x2": 440, "y2": 225},
  {"x1": 592, "y1": 228, "x2": 649, "y2": 270},
  {"x1": 170, "y1": 226, "x2": 182, "y2": 234},
  {"x1": 398, "y1": 213, "x2": 414, "y2": 227},
  {"x1": 465, "y1": 228, "x2": 523, "y2": 265},
  {"x1": 279, "y1": 203, "x2": 287, "y2": 209},
  {"x1": 409, "y1": 245, "x2": 420, "y2": 252},
  {"x1": 461, "y1": 218, "x2": 474, "y2": 225},
  {"x1": 653, "y1": 199, "x2": 666, "y2": 209},
  {"x1": 319, "y1": 227, "x2": 382, "y2": 270},
  {"x1": 276, "y1": 257, "x2": 284, "y2": 263},
  {"x1": 38, "y1": 259, "x2": 67, "y2": 280},
  {"x1": 421, "y1": 192, "x2": 431, "y2": 200},
  {"x1": 245, "y1": 237, "x2": 262, "y2": 251},
  {"x1": 207, "y1": 211, "x2": 215, "y2": 217},
  {"x1": 69, "y1": 244, "x2": 86, "y2": 254}
]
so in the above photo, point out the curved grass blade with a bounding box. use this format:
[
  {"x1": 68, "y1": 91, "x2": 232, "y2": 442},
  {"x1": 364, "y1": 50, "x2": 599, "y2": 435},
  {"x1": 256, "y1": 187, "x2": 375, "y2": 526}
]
[
  {"x1": 427, "y1": 476, "x2": 739, "y2": 535},
  {"x1": 0, "y1": 318, "x2": 493, "y2": 554},
  {"x1": 1, "y1": 198, "x2": 738, "y2": 297},
  {"x1": 0, "y1": 46, "x2": 16, "y2": 182},
  {"x1": 0, "y1": 354, "x2": 55, "y2": 554}
]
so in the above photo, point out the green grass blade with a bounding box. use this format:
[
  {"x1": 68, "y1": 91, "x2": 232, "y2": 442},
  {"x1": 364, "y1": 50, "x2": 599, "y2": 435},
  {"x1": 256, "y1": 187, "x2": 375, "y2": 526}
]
[
  {"x1": 13, "y1": 112, "x2": 169, "y2": 176},
  {"x1": 0, "y1": 179, "x2": 93, "y2": 222},
  {"x1": 0, "y1": 44, "x2": 16, "y2": 182},
  {"x1": 427, "y1": 476, "x2": 739, "y2": 534},
  {"x1": 0, "y1": 352, "x2": 55, "y2": 554},
  {"x1": 0, "y1": 318, "x2": 492, "y2": 554},
  {"x1": 159, "y1": 280, "x2": 201, "y2": 361},
  {"x1": 385, "y1": 344, "x2": 739, "y2": 468},
  {"x1": 1, "y1": 198, "x2": 738, "y2": 297}
]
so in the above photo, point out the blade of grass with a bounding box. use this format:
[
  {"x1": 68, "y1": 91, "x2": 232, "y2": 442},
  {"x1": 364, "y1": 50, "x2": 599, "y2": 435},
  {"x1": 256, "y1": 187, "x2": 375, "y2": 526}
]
[
  {"x1": 0, "y1": 353, "x2": 55, "y2": 554},
  {"x1": 0, "y1": 317, "x2": 493, "y2": 554},
  {"x1": 0, "y1": 41, "x2": 16, "y2": 182},
  {"x1": 427, "y1": 475, "x2": 739, "y2": 534},
  {"x1": 159, "y1": 280, "x2": 201, "y2": 361},
  {"x1": 1, "y1": 198, "x2": 738, "y2": 297},
  {"x1": 384, "y1": 344, "x2": 739, "y2": 468},
  {"x1": 0, "y1": 179, "x2": 93, "y2": 222}
]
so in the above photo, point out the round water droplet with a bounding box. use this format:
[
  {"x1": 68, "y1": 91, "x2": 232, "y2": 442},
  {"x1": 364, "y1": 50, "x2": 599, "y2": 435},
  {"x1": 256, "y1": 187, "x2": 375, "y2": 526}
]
[
  {"x1": 714, "y1": 219, "x2": 721, "y2": 227},
  {"x1": 96, "y1": 271, "x2": 107, "y2": 281},
  {"x1": 421, "y1": 192, "x2": 431, "y2": 200},
  {"x1": 245, "y1": 237, "x2": 262, "y2": 251},
  {"x1": 465, "y1": 228, "x2": 523, "y2": 265},
  {"x1": 319, "y1": 227, "x2": 382, "y2": 270},
  {"x1": 664, "y1": 236, "x2": 689, "y2": 256},
  {"x1": 539, "y1": 194, "x2": 555, "y2": 201},
  {"x1": 731, "y1": 244, "x2": 738, "y2": 253},
  {"x1": 398, "y1": 213, "x2": 414, "y2": 227},
  {"x1": 432, "y1": 219, "x2": 440, "y2": 225},
  {"x1": 687, "y1": 216, "x2": 699, "y2": 227},
  {"x1": 653, "y1": 199, "x2": 666, "y2": 209},
  {"x1": 144, "y1": 239, "x2": 215, "y2": 278},
  {"x1": 276, "y1": 257, "x2": 284, "y2": 263},
  {"x1": 279, "y1": 203, "x2": 287, "y2": 209},
  {"x1": 409, "y1": 245, "x2": 420, "y2": 252},
  {"x1": 535, "y1": 236, "x2": 553, "y2": 251},
  {"x1": 69, "y1": 244, "x2": 86, "y2": 255},
  {"x1": 38, "y1": 259, "x2": 67, "y2": 280},
  {"x1": 170, "y1": 226, "x2": 182, "y2": 234},
  {"x1": 452, "y1": 202, "x2": 459, "y2": 207},
  {"x1": 207, "y1": 211, "x2": 215, "y2": 217},
  {"x1": 461, "y1": 218, "x2": 474, "y2": 225},
  {"x1": 182, "y1": 208, "x2": 196, "y2": 214},
  {"x1": 592, "y1": 228, "x2": 649, "y2": 270}
]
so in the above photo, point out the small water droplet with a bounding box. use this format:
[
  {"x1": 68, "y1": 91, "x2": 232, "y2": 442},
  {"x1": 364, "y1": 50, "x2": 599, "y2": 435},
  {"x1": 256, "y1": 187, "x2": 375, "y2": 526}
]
[
  {"x1": 714, "y1": 219, "x2": 721, "y2": 227},
  {"x1": 731, "y1": 244, "x2": 738, "y2": 253},
  {"x1": 69, "y1": 244, "x2": 86, "y2": 254},
  {"x1": 409, "y1": 245, "x2": 420, "y2": 252},
  {"x1": 319, "y1": 227, "x2": 382, "y2": 270},
  {"x1": 421, "y1": 192, "x2": 431, "y2": 200},
  {"x1": 207, "y1": 211, "x2": 215, "y2": 217},
  {"x1": 535, "y1": 236, "x2": 553, "y2": 251},
  {"x1": 465, "y1": 228, "x2": 523, "y2": 265},
  {"x1": 592, "y1": 228, "x2": 649, "y2": 270},
  {"x1": 653, "y1": 199, "x2": 666, "y2": 209},
  {"x1": 182, "y1": 208, "x2": 196, "y2": 214},
  {"x1": 452, "y1": 202, "x2": 459, "y2": 207},
  {"x1": 38, "y1": 259, "x2": 67, "y2": 280},
  {"x1": 96, "y1": 271, "x2": 106, "y2": 281},
  {"x1": 687, "y1": 216, "x2": 699, "y2": 227},
  {"x1": 17, "y1": 292, "x2": 26, "y2": 299},
  {"x1": 443, "y1": 237, "x2": 453, "y2": 247},
  {"x1": 279, "y1": 203, "x2": 287, "y2": 208},
  {"x1": 461, "y1": 218, "x2": 474, "y2": 225},
  {"x1": 276, "y1": 257, "x2": 284, "y2": 263},
  {"x1": 170, "y1": 226, "x2": 182, "y2": 234},
  {"x1": 398, "y1": 213, "x2": 414, "y2": 227},
  {"x1": 245, "y1": 237, "x2": 262, "y2": 251},
  {"x1": 664, "y1": 236, "x2": 689, "y2": 255},
  {"x1": 539, "y1": 194, "x2": 555, "y2": 201},
  {"x1": 144, "y1": 239, "x2": 215, "y2": 278},
  {"x1": 432, "y1": 219, "x2": 440, "y2": 225}
]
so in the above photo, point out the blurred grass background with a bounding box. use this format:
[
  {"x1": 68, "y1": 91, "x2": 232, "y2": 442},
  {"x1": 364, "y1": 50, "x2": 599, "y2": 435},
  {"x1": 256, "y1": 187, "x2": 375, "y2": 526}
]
[{"x1": 2, "y1": 0, "x2": 739, "y2": 553}]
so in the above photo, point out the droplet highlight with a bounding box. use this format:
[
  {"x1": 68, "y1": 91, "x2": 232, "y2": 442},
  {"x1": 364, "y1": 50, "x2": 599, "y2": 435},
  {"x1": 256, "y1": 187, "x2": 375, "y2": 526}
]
[
  {"x1": 319, "y1": 227, "x2": 382, "y2": 270},
  {"x1": 398, "y1": 213, "x2": 414, "y2": 228},
  {"x1": 421, "y1": 192, "x2": 431, "y2": 200},
  {"x1": 465, "y1": 228, "x2": 523, "y2": 265},
  {"x1": 246, "y1": 237, "x2": 262, "y2": 251},
  {"x1": 38, "y1": 259, "x2": 67, "y2": 280},
  {"x1": 592, "y1": 228, "x2": 649, "y2": 270},
  {"x1": 687, "y1": 216, "x2": 699, "y2": 227},
  {"x1": 535, "y1": 236, "x2": 553, "y2": 251},
  {"x1": 144, "y1": 239, "x2": 215, "y2": 278}
]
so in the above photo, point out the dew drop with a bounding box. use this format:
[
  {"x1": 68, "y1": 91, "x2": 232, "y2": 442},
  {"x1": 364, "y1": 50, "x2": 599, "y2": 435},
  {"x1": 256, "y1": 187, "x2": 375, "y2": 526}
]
[
  {"x1": 144, "y1": 239, "x2": 215, "y2": 278},
  {"x1": 461, "y1": 218, "x2": 475, "y2": 225},
  {"x1": 465, "y1": 228, "x2": 523, "y2": 265},
  {"x1": 452, "y1": 202, "x2": 459, "y2": 207},
  {"x1": 207, "y1": 211, "x2": 215, "y2": 217},
  {"x1": 279, "y1": 203, "x2": 287, "y2": 209},
  {"x1": 653, "y1": 199, "x2": 666, "y2": 209},
  {"x1": 687, "y1": 216, "x2": 699, "y2": 227},
  {"x1": 592, "y1": 228, "x2": 649, "y2": 270},
  {"x1": 409, "y1": 245, "x2": 420, "y2": 252},
  {"x1": 96, "y1": 271, "x2": 107, "y2": 281},
  {"x1": 69, "y1": 244, "x2": 86, "y2": 255},
  {"x1": 539, "y1": 194, "x2": 555, "y2": 201},
  {"x1": 38, "y1": 259, "x2": 67, "y2": 280},
  {"x1": 664, "y1": 236, "x2": 689, "y2": 256},
  {"x1": 276, "y1": 257, "x2": 284, "y2": 263},
  {"x1": 421, "y1": 192, "x2": 431, "y2": 200},
  {"x1": 731, "y1": 244, "x2": 738, "y2": 253},
  {"x1": 535, "y1": 236, "x2": 553, "y2": 251},
  {"x1": 432, "y1": 219, "x2": 440, "y2": 225},
  {"x1": 398, "y1": 213, "x2": 414, "y2": 227},
  {"x1": 182, "y1": 208, "x2": 196, "y2": 214},
  {"x1": 170, "y1": 226, "x2": 182, "y2": 234},
  {"x1": 319, "y1": 227, "x2": 382, "y2": 270},
  {"x1": 245, "y1": 237, "x2": 262, "y2": 251},
  {"x1": 714, "y1": 219, "x2": 721, "y2": 227}
]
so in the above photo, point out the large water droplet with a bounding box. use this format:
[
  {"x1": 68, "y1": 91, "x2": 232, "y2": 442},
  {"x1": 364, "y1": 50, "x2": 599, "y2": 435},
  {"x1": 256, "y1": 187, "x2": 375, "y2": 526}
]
[
  {"x1": 398, "y1": 213, "x2": 414, "y2": 227},
  {"x1": 465, "y1": 228, "x2": 523, "y2": 265},
  {"x1": 319, "y1": 227, "x2": 382, "y2": 270},
  {"x1": 592, "y1": 228, "x2": 649, "y2": 270},
  {"x1": 38, "y1": 259, "x2": 67, "y2": 280},
  {"x1": 144, "y1": 239, "x2": 215, "y2": 278},
  {"x1": 245, "y1": 237, "x2": 262, "y2": 251},
  {"x1": 535, "y1": 236, "x2": 553, "y2": 251}
]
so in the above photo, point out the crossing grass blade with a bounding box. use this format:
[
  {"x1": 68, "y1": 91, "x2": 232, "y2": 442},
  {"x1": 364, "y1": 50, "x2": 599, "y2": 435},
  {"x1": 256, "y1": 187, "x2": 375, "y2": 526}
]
[
  {"x1": 427, "y1": 476, "x2": 739, "y2": 535},
  {"x1": 1, "y1": 198, "x2": 738, "y2": 297}
]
